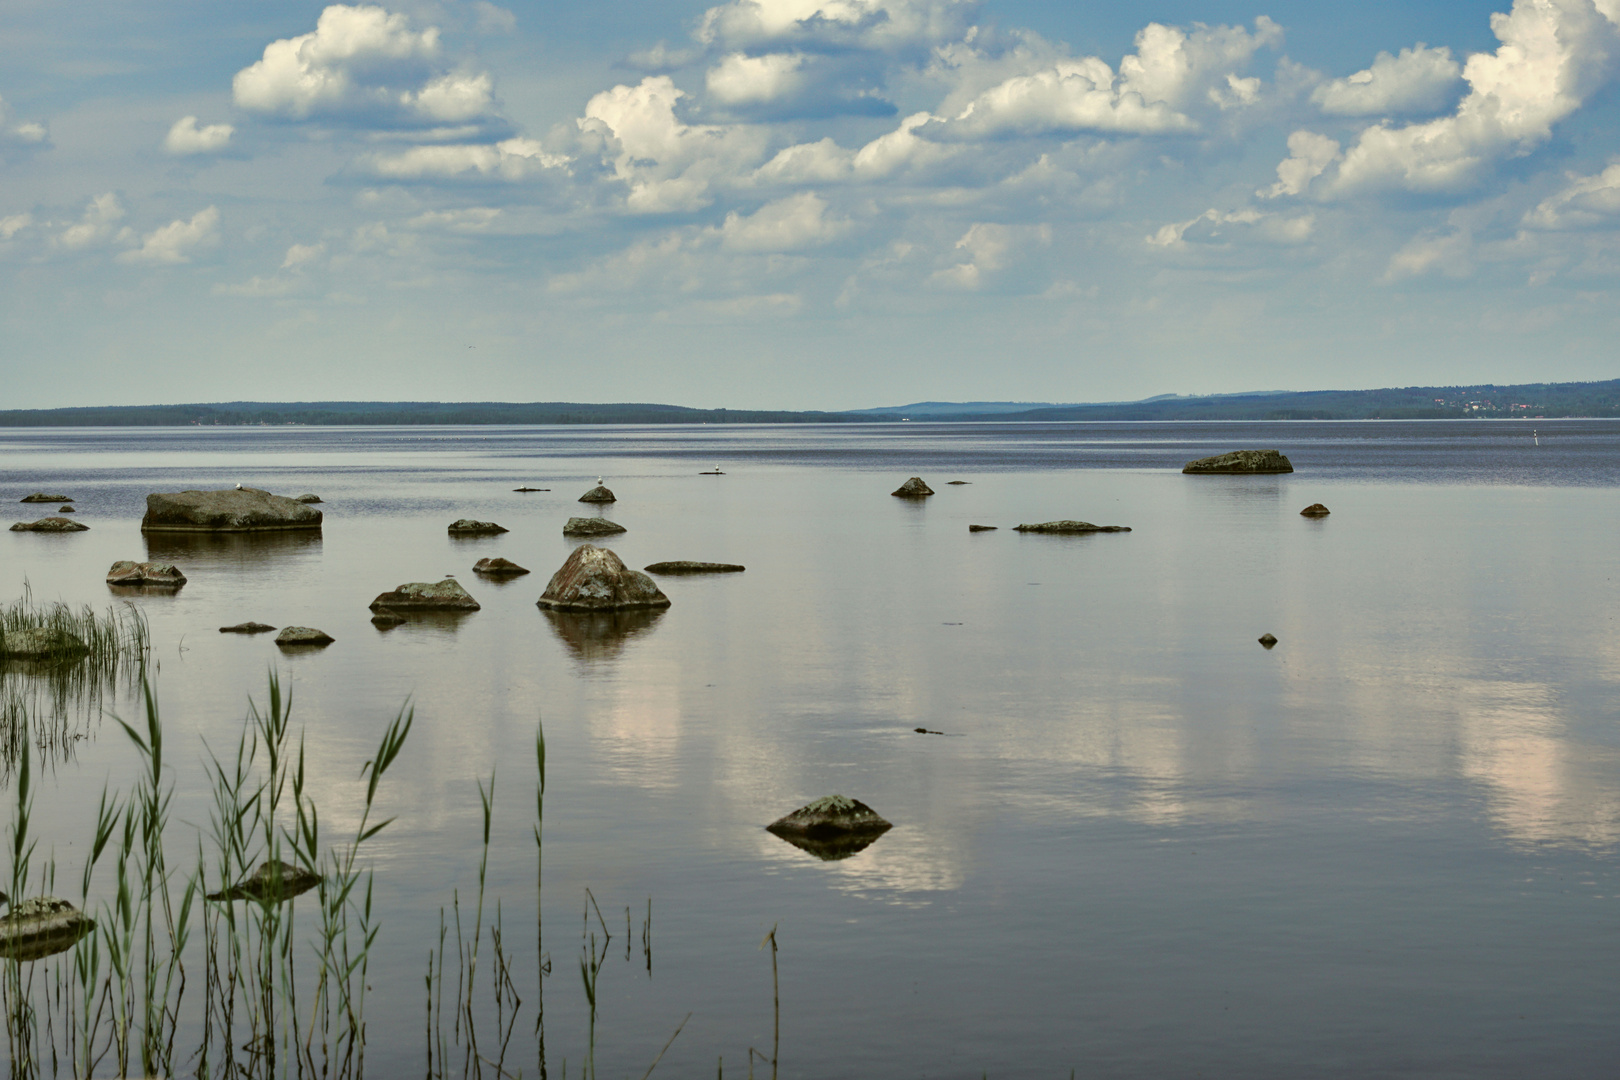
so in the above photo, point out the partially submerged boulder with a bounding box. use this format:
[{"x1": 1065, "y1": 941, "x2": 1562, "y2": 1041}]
[
  {"x1": 891, "y1": 477, "x2": 934, "y2": 498},
  {"x1": 1300, "y1": 503, "x2": 1331, "y2": 517},
  {"x1": 448, "y1": 519, "x2": 508, "y2": 535},
  {"x1": 0, "y1": 897, "x2": 95, "y2": 961},
  {"x1": 0, "y1": 627, "x2": 89, "y2": 661},
  {"x1": 513, "y1": 486, "x2": 549, "y2": 492},
  {"x1": 275, "y1": 627, "x2": 334, "y2": 648},
  {"x1": 1013, "y1": 521, "x2": 1131, "y2": 533},
  {"x1": 295, "y1": 494, "x2": 323, "y2": 504},
  {"x1": 643, "y1": 561, "x2": 745, "y2": 574},
  {"x1": 1258, "y1": 633, "x2": 1278, "y2": 649},
  {"x1": 536, "y1": 544, "x2": 670, "y2": 613},
  {"x1": 946, "y1": 480, "x2": 971, "y2": 485},
  {"x1": 107, "y1": 561, "x2": 187, "y2": 587},
  {"x1": 19, "y1": 493, "x2": 70, "y2": 503},
  {"x1": 56, "y1": 505, "x2": 75, "y2": 513},
  {"x1": 219, "y1": 622, "x2": 276, "y2": 634},
  {"x1": 968, "y1": 524, "x2": 997, "y2": 532},
  {"x1": 473, "y1": 557, "x2": 530, "y2": 576},
  {"x1": 767, "y1": 795, "x2": 892, "y2": 860},
  {"x1": 369, "y1": 579, "x2": 480, "y2": 611},
  {"x1": 207, "y1": 860, "x2": 320, "y2": 904},
  {"x1": 1182, "y1": 449, "x2": 1293, "y2": 474},
  {"x1": 578, "y1": 485, "x2": 616, "y2": 503},
  {"x1": 10, "y1": 517, "x2": 88, "y2": 532},
  {"x1": 371, "y1": 610, "x2": 405, "y2": 628},
  {"x1": 141, "y1": 488, "x2": 322, "y2": 533},
  {"x1": 563, "y1": 516, "x2": 627, "y2": 537}
]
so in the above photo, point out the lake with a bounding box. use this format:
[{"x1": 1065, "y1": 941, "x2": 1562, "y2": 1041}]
[{"x1": 2, "y1": 419, "x2": 1619, "y2": 1078}]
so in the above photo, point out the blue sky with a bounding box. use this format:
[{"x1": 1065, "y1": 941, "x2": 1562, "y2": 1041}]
[{"x1": 2, "y1": 0, "x2": 1617, "y2": 409}]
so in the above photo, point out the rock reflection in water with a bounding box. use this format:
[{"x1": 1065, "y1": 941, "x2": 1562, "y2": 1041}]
[
  {"x1": 0, "y1": 897, "x2": 95, "y2": 961},
  {"x1": 540, "y1": 607, "x2": 664, "y2": 663},
  {"x1": 766, "y1": 827, "x2": 889, "y2": 862},
  {"x1": 144, "y1": 529, "x2": 323, "y2": 565},
  {"x1": 381, "y1": 610, "x2": 477, "y2": 635}
]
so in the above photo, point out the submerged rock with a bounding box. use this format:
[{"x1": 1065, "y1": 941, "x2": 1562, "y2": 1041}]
[
  {"x1": 891, "y1": 477, "x2": 934, "y2": 498},
  {"x1": 578, "y1": 485, "x2": 616, "y2": 503},
  {"x1": 473, "y1": 557, "x2": 530, "y2": 576},
  {"x1": 767, "y1": 796, "x2": 892, "y2": 861},
  {"x1": 1182, "y1": 449, "x2": 1294, "y2": 474},
  {"x1": 275, "y1": 627, "x2": 334, "y2": 648},
  {"x1": 536, "y1": 544, "x2": 670, "y2": 613},
  {"x1": 219, "y1": 622, "x2": 276, "y2": 634},
  {"x1": 968, "y1": 524, "x2": 997, "y2": 532},
  {"x1": 369, "y1": 579, "x2": 481, "y2": 611},
  {"x1": 0, "y1": 897, "x2": 95, "y2": 961},
  {"x1": 1258, "y1": 633, "x2": 1278, "y2": 648},
  {"x1": 141, "y1": 488, "x2": 322, "y2": 533},
  {"x1": 513, "y1": 487, "x2": 549, "y2": 492},
  {"x1": 1013, "y1": 521, "x2": 1131, "y2": 533},
  {"x1": 448, "y1": 519, "x2": 508, "y2": 535},
  {"x1": 19, "y1": 493, "x2": 70, "y2": 503},
  {"x1": 106, "y1": 560, "x2": 187, "y2": 587},
  {"x1": 207, "y1": 860, "x2": 320, "y2": 904},
  {"x1": 370, "y1": 610, "x2": 406, "y2": 628},
  {"x1": 295, "y1": 493, "x2": 323, "y2": 504},
  {"x1": 1300, "y1": 503, "x2": 1331, "y2": 517},
  {"x1": 946, "y1": 480, "x2": 971, "y2": 485},
  {"x1": 0, "y1": 627, "x2": 89, "y2": 661},
  {"x1": 10, "y1": 517, "x2": 88, "y2": 532},
  {"x1": 563, "y1": 516, "x2": 626, "y2": 537},
  {"x1": 643, "y1": 561, "x2": 745, "y2": 574}
]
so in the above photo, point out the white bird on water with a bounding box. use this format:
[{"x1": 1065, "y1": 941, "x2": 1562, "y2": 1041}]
[
  {"x1": 234, "y1": 483, "x2": 243, "y2": 490},
  {"x1": 596, "y1": 476, "x2": 603, "y2": 485}
]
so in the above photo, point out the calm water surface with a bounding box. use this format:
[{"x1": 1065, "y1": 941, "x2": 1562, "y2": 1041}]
[{"x1": 3, "y1": 420, "x2": 1619, "y2": 1078}]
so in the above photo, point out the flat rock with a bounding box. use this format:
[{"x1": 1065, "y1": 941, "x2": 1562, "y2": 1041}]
[
  {"x1": 473, "y1": 557, "x2": 530, "y2": 576},
  {"x1": 10, "y1": 517, "x2": 88, "y2": 532},
  {"x1": 107, "y1": 560, "x2": 187, "y2": 587},
  {"x1": 448, "y1": 518, "x2": 508, "y2": 535},
  {"x1": 1182, "y1": 449, "x2": 1294, "y2": 474},
  {"x1": 19, "y1": 493, "x2": 70, "y2": 503},
  {"x1": 369, "y1": 578, "x2": 480, "y2": 611},
  {"x1": 1013, "y1": 521, "x2": 1131, "y2": 533},
  {"x1": 142, "y1": 488, "x2": 323, "y2": 533},
  {"x1": 371, "y1": 610, "x2": 406, "y2": 628},
  {"x1": 0, "y1": 627, "x2": 89, "y2": 661},
  {"x1": 219, "y1": 622, "x2": 276, "y2": 634},
  {"x1": 514, "y1": 487, "x2": 549, "y2": 492},
  {"x1": 295, "y1": 493, "x2": 322, "y2": 503},
  {"x1": 0, "y1": 897, "x2": 95, "y2": 961},
  {"x1": 537, "y1": 544, "x2": 671, "y2": 613},
  {"x1": 275, "y1": 627, "x2": 334, "y2": 647},
  {"x1": 946, "y1": 480, "x2": 971, "y2": 485},
  {"x1": 563, "y1": 516, "x2": 627, "y2": 537},
  {"x1": 892, "y1": 477, "x2": 934, "y2": 498},
  {"x1": 207, "y1": 860, "x2": 320, "y2": 904},
  {"x1": 643, "y1": 561, "x2": 745, "y2": 574},
  {"x1": 1300, "y1": 503, "x2": 1331, "y2": 517},
  {"x1": 578, "y1": 485, "x2": 616, "y2": 503},
  {"x1": 968, "y1": 524, "x2": 997, "y2": 532},
  {"x1": 768, "y1": 795, "x2": 892, "y2": 838}
]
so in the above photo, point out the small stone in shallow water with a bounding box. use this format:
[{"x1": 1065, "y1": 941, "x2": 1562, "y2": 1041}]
[
  {"x1": 295, "y1": 494, "x2": 323, "y2": 503},
  {"x1": 19, "y1": 493, "x2": 71, "y2": 503},
  {"x1": 513, "y1": 487, "x2": 549, "y2": 492},
  {"x1": 220, "y1": 622, "x2": 276, "y2": 634},
  {"x1": 57, "y1": 505, "x2": 74, "y2": 513},
  {"x1": 275, "y1": 627, "x2": 334, "y2": 647},
  {"x1": 474, "y1": 557, "x2": 530, "y2": 576},
  {"x1": 578, "y1": 485, "x2": 616, "y2": 503},
  {"x1": 1182, "y1": 449, "x2": 1294, "y2": 474},
  {"x1": 369, "y1": 579, "x2": 480, "y2": 611},
  {"x1": 448, "y1": 519, "x2": 508, "y2": 535},
  {"x1": 0, "y1": 897, "x2": 95, "y2": 961},
  {"x1": 563, "y1": 517, "x2": 627, "y2": 537},
  {"x1": 643, "y1": 561, "x2": 744, "y2": 574},
  {"x1": 10, "y1": 517, "x2": 88, "y2": 532},
  {"x1": 1013, "y1": 521, "x2": 1130, "y2": 533},
  {"x1": 766, "y1": 795, "x2": 893, "y2": 861},
  {"x1": 968, "y1": 524, "x2": 997, "y2": 532},
  {"x1": 891, "y1": 477, "x2": 934, "y2": 498},
  {"x1": 106, "y1": 560, "x2": 187, "y2": 587},
  {"x1": 1258, "y1": 633, "x2": 1278, "y2": 648},
  {"x1": 207, "y1": 860, "x2": 320, "y2": 903},
  {"x1": 1300, "y1": 503, "x2": 1330, "y2": 517},
  {"x1": 946, "y1": 481, "x2": 970, "y2": 485},
  {"x1": 371, "y1": 611, "x2": 406, "y2": 628}
]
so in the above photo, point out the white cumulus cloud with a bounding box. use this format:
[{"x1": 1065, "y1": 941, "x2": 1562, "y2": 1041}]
[
  {"x1": 932, "y1": 221, "x2": 1050, "y2": 288},
  {"x1": 706, "y1": 52, "x2": 808, "y2": 105},
  {"x1": 282, "y1": 241, "x2": 326, "y2": 268},
  {"x1": 1260, "y1": 130, "x2": 1341, "y2": 198},
  {"x1": 1147, "y1": 207, "x2": 1315, "y2": 248},
  {"x1": 0, "y1": 96, "x2": 47, "y2": 145},
  {"x1": 1523, "y1": 161, "x2": 1620, "y2": 228},
  {"x1": 57, "y1": 193, "x2": 126, "y2": 249},
  {"x1": 164, "y1": 116, "x2": 234, "y2": 155},
  {"x1": 118, "y1": 206, "x2": 220, "y2": 264},
  {"x1": 719, "y1": 192, "x2": 849, "y2": 251},
  {"x1": 1312, "y1": 44, "x2": 1462, "y2": 116},
  {"x1": 698, "y1": 0, "x2": 975, "y2": 53},
  {"x1": 364, "y1": 136, "x2": 567, "y2": 180}
]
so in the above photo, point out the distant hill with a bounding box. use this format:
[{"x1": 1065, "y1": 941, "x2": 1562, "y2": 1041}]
[{"x1": 1, "y1": 379, "x2": 1617, "y2": 426}]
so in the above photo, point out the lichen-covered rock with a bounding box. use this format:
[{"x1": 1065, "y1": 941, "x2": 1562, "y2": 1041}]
[
  {"x1": 1182, "y1": 449, "x2": 1294, "y2": 474},
  {"x1": 578, "y1": 485, "x2": 616, "y2": 503},
  {"x1": 369, "y1": 579, "x2": 480, "y2": 611},
  {"x1": 643, "y1": 561, "x2": 745, "y2": 574},
  {"x1": 0, "y1": 627, "x2": 89, "y2": 661},
  {"x1": 768, "y1": 795, "x2": 892, "y2": 838},
  {"x1": 968, "y1": 524, "x2": 997, "y2": 532},
  {"x1": 275, "y1": 627, "x2": 334, "y2": 647},
  {"x1": 1300, "y1": 503, "x2": 1331, "y2": 517},
  {"x1": 19, "y1": 493, "x2": 70, "y2": 503},
  {"x1": 141, "y1": 488, "x2": 323, "y2": 532},
  {"x1": 473, "y1": 557, "x2": 530, "y2": 576},
  {"x1": 1013, "y1": 521, "x2": 1131, "y2": 533},
  {"x1": 563, "y1": 517, "x2": 626, "y2": 537},
  {"x1": 219, "y1": 622, "x2": 276, "y2": 634},
  {"x1": 207, "y1": 860, "x2": 321, "y2": 904},
  {"x1": 448, "y1": 519, "x2": 508, "y2": 535},
  {"x1": 295, "y1": 494, "x2": 323, "y2": 504},
  {"x1": 536, "y1": 544, "x2": 670, "y2": 613},
  {"x1": 107, "y1": 561, "x2": 187, "y2": 587},
  {"x1": 10, "y1": 517, "x2": 88, "y2": 532},
  {"x1": 891, "y1": 477, "x2": 934, "y2": 498},
  {"x1": 0, "y1": 897, "x2": 95, "y2": 961}
]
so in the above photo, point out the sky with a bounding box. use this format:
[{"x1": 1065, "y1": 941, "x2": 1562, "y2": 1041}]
[{"x1": 2, "y1": 0, "x2": 1619, "y2": 410}]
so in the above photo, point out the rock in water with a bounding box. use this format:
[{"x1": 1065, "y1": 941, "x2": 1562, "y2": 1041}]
[
  {"x1": 514, "y1": 486, "x2": 549, "y2": 492},
  {"x1": 473, "y1": 557, "x2": 530, "y2": 576},
  {"x1": 946, "y1": 481, "x2": 971, "y2": 485},
  {"x1": 536, "y1": 544, "x2": 670, "y2": 612},
  {"x1": 106, "y1": 560, "x2": 187, "y2": 587},
  {"x1": 1181, "y1": 450, "x2": 1294, "y2": 474},
  {"x1": 968, "y1": 524, "x2": 997, "y2": 532},
  {"x1": 141, "y1": 488, "x2": 323, "y2": 533},
  {"x1": 295, "y1": 493, "x2": 323, "y2": 504},
  {"x1": 1258, "y1": 633, "x2": 1278, "y2": 648},
  {"x1": 766, "y1": 795, "x2": 892, "y2": 860},
  {"x1": 369, "y1": 579, "x2": 481, "y2": 611},
  {"x1": 0, "y1": 897, "x2": 95, "y2": 961},
  {"x1": 643, "y1": 561, "x2": 745, "y2": 574},
  {"x1": 578, "y1": 485, "x2": 616, "y2": 503},
  {"x1": 19, "y1": 493, "x2": 70, "y2": 503},
  {"x1": 891, "y1": 477, "x2": 934, "y2": 498},
  {"x1": 448, "y1": 519, "x2": 508, "y2": 535},
  {"x1": 56, "y1": 505, "x2": 75, "y2": 513},
  {"x1": 10, "y1": 517, "x2": 88, "y2": 532},
  {"x1": 371, "y1": 610, "x2": 406, "y2": 628},
  {"x1": 1013, "y1": 521, "x2": 1131, "y2": 533},
  {"x1": 563, "y1": 517, "x2": 627, "y2": 537},
  {"x1": 207, "y1": 860, "x2": 321, "y2": 903},
  {"x1": 0, "y1": 627, "x2": 90, "y2": 661},
  {"x1": 1300, "y1": 503, "x2": 1331, "y2": 517},
  {"x1": 219, "y1": 622, "x2": 276, "y2": 634},
  {"x1": 275, "y1": 627, "x2": 334, "y2": 648}
]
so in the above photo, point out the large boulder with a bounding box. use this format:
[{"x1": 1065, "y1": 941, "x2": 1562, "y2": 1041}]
[
  {"x1": 563, "y1": 517, "x2": 626, "y2": 537},
  {"x1": 536, "y1": 544, "x2": 670, "y2": 612},
  {"x1": 578, "y1": 485, "x2": 616, "y2": 503},
  {"x1": 0, "y1": 897, "x2": 95, "y2": 961},
  {"x1": 448, "y1": 519, "x2": 507, "y2": 535},
  {"x1": 369, "y1": 579, "x2": 481, "y2": 611},
  {"x1": 107, "y1": 561, "x2": 187, "y2": 587},
  {"x1": 275, "y1": 627, "x2": 334, "y2": 648},
  {"x1": 643, "y1": 561, "x2": 745, "y2": 574},
  {"x1": 10, "y1": 517, "x2": 88, "y2": 532},
  {"x1": 141, "y1": 488, "x2": 323, "y2": 533},
  {"x1": 891, "y1": 477, "x2": 934, "y2": 498},
  {"x1": 1013, "y1": 521, "x2": 1131, "y2": 533},
  {"x1": 0, "y1": 627, "x2": 89, "y2": 661},
  {"x1": 1182, "y1": 449, "x2": 1294, "y2": 474},
  {"x1": 19, "y1": 493, "x2": 70, "y2": 503},
  {"x1": 473, "y1": 557, "x2": 530, "y2": 576}
]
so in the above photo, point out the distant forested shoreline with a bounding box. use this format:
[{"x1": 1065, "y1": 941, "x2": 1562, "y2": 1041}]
[{"x1": 2, "y1": 379, "x2": 1618, "y2": 426}]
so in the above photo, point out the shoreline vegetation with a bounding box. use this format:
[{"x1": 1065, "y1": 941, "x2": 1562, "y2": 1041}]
[{"x1": 2, "y1": 377, "x2": 1620, "y2": 426}]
